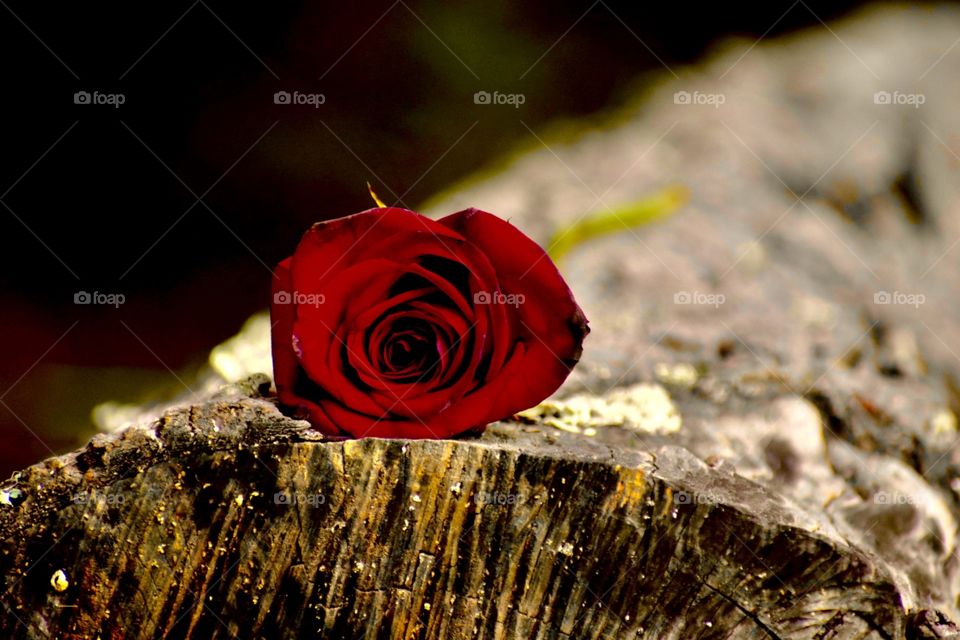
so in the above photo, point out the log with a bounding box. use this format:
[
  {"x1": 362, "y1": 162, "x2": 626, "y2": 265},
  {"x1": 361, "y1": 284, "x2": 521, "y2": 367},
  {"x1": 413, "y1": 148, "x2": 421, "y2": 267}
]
[
  {"x1": 5, "y1": 5, "x2": 960, "y2": 638},
  {"x1": 0, "y1": 378, "x2": 930, "y2": 638}
]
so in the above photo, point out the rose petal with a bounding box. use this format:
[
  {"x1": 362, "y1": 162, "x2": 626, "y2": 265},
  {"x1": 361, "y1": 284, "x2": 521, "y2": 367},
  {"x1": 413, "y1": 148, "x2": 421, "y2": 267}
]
[
  {"x1": 438, "y1": 208, "x2": 589, "y2": 414},
  {"x1": 290, "y1": 207, "x2": 466, "y2": 298}
]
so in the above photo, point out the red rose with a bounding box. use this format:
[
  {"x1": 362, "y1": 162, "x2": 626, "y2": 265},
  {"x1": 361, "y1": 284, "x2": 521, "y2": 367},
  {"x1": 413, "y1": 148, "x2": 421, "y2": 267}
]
[{"x1": 270, "y1": 206, "x2": 588, "y2": 439}]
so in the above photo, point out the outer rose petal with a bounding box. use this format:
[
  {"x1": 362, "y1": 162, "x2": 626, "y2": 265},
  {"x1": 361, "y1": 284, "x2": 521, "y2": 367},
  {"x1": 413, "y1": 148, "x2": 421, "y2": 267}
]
[
  {"x1": 271, "y1": 259, "x2": 348, "y2": 436},
  {"x1": 270, "y1": 258, "x2": 298, "y2": 400},
  {"x1": 436, "y1": 208, "x2": 589, "y2": 419},
  {"x1": 289, "y1": 207, "x2": 466, "y2": 299}
]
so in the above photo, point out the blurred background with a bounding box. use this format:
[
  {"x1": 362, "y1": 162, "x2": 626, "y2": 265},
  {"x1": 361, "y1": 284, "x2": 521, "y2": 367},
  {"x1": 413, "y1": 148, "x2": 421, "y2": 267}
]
[{"x1": 0, "y1": 0, "x2": 879, "y2": 475}]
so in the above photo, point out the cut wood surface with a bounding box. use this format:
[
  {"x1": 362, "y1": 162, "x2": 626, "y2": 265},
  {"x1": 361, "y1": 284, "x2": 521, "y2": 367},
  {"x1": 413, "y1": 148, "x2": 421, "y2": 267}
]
[
  {"x1": 5, "y1": 5, "x2": 960, "y2": 639},
  {"x1": 0, "y1": 379, "x2": 930, "y2": 638}
]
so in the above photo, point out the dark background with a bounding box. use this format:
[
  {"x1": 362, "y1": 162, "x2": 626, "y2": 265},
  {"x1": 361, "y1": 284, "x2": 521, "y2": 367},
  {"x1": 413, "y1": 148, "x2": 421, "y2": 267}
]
[{"x1": 0, "y1": 0, "x2": 873, "y2": 475}]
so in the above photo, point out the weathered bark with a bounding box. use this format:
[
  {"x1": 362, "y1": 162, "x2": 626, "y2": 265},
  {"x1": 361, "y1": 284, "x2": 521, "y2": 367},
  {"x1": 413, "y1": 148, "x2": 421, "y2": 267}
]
[
  {"x1": 0, "y1": 378, "x2": 926, "y2": 639},
  {"x1": 5, "y1": 5, "x2": 960, "y2": 639}
]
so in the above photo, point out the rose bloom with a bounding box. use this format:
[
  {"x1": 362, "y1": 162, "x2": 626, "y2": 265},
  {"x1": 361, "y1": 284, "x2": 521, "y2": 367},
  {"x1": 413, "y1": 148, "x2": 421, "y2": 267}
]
[{"x1": 271, "y1": 207, "x2": 588, "y2": 439}]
